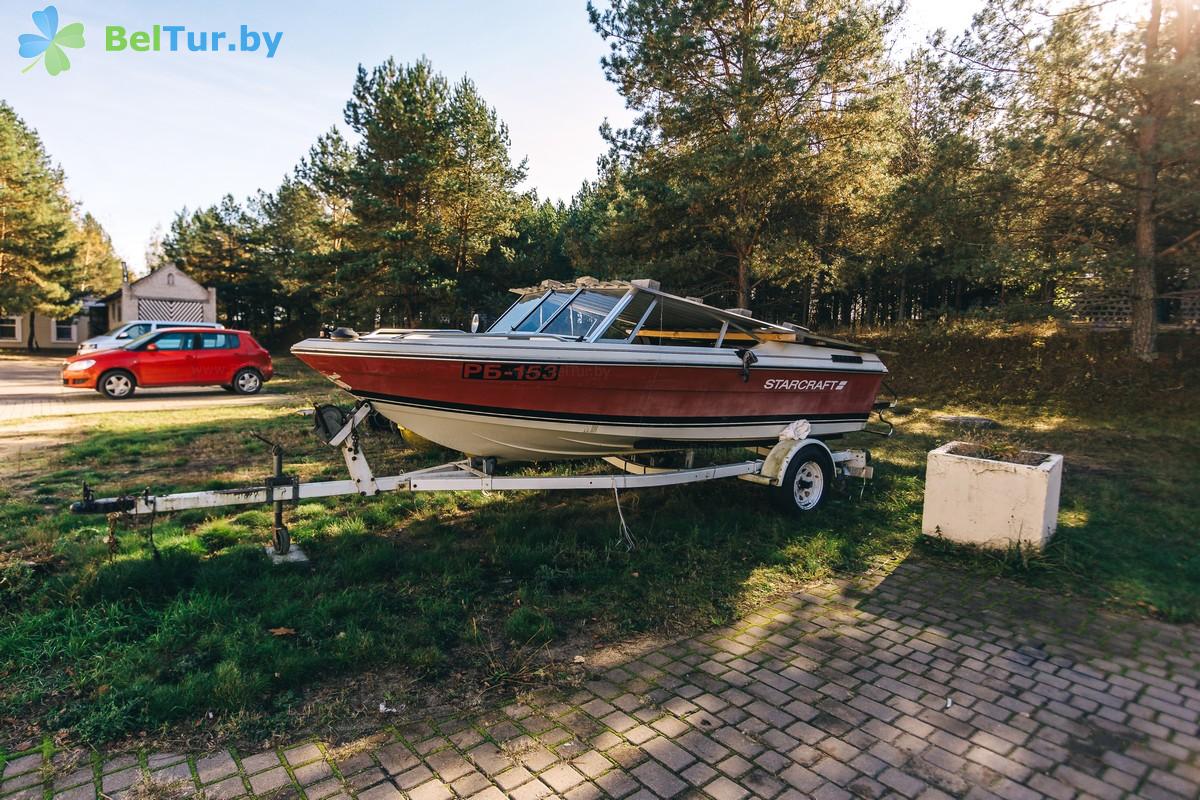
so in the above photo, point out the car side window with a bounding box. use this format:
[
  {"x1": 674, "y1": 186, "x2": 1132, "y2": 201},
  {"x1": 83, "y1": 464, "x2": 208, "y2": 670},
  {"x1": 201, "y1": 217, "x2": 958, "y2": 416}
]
[
  {"x1": 200, "y1": 333, "x2": 238, "y2": 349},
  {"x1": 121, "y1": 323, "x2": 150, "y2": 339},
  {"x1": 147, "y1": 332, "x2": 193, "y2": 351}
]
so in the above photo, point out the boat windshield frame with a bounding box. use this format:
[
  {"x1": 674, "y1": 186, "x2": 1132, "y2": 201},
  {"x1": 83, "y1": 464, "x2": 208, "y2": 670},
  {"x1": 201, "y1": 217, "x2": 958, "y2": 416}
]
[
  {"x1": 586, "y1": 288, "x2": 769, "y2": 347},
  {"x1": 488, "y1": 284, "x2": 794, "y2": 347}
]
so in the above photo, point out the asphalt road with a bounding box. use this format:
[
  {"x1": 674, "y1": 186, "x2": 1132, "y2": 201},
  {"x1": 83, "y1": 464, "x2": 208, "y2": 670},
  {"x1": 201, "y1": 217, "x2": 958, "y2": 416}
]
[{"x1": 0, "y1": 354, "x2": 291, "y2": 422}]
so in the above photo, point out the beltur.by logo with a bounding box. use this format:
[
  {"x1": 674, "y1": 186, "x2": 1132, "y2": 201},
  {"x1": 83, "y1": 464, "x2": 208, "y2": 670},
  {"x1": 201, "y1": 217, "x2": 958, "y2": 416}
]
[
  {"x1": 15, "y1": 5, "x2": 284, "y2": 76},
  {"x1": 17, "y1": 5, "x2": 84, "y2": 76},
  {"x1": 106, "y1": 24, "x2": 283, "y2": 58}
]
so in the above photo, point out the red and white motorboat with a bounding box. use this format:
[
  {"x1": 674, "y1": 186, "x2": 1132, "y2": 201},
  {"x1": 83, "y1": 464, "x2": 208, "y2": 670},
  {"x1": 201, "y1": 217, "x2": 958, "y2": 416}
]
[{"x1": 291, "y1": 279, "x2": 889, "y2": 461}]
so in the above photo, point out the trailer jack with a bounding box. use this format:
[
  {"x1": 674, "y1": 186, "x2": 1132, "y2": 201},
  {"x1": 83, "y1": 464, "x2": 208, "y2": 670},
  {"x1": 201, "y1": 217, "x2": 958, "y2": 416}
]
[{"x1": 250, "y1": 432, "x2": 299, "y2": 555}]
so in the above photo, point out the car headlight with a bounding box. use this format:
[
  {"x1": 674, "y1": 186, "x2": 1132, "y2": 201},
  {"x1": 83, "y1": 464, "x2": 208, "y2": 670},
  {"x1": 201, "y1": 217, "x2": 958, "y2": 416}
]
[{"x1": 66, "y1": 359, "x2": 96, "y2": 372}]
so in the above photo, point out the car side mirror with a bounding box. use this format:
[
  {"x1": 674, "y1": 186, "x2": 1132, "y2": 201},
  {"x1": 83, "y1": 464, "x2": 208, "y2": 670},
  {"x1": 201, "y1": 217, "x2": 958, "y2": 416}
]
[
  {"x1": 116, "y1": 333, "x2": 128, "y2": 339},
  {"x1": 471, "y1": 313, "x2": 480, "y2": 333},
  {"x1": 145, "y1": 343, "x2": 158, "y2": 351}
]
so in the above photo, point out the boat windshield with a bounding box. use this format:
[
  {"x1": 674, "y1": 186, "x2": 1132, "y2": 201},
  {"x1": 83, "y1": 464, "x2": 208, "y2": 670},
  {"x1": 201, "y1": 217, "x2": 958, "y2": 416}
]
[
  {"x1": 489, "y1": 289, "x2": 625, "y2": 338},
  {"x1": 539, "y1": 290, "x2": 622, "y2": 338},
  {"x1": 488, "y1": 283, "x2": 784, "y2": 347},
  {"x1": 631, "y1": 295, "x2": 764, "y2": 347},
  {"x1": 488, "y1": 292, "x2": 546, "y2": 333},
  {"x1": 515, "y1": 291, "x2": 573, "y2": 332}
]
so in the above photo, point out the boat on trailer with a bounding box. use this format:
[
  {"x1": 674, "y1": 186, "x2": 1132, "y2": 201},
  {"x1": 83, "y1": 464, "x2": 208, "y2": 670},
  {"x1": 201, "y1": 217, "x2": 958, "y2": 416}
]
[
  {"x1": 291, "y1": 279, "x2": 889, "y2": 461},
  {"x1": 71, "y1": 280, "x2": 893, "y2": 551}
]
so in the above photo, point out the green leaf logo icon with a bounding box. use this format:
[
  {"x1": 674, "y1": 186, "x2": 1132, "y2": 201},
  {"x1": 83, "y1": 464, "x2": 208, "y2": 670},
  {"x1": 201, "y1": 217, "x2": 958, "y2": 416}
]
[{"x1": 17, "y1": 6, "x2": 84, "y2": 76}]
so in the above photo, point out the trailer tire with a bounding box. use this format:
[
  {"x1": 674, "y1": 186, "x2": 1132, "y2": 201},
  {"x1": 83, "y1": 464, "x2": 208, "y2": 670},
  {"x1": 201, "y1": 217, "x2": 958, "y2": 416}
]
[
  {"x1": 774, "y1": 444, "x2": 833, "y2": 514},
  {"x1": 231, "y1": 368, "x2": 263, "y2": 395},
  {"x1": 98, "y1": 369, "x2": 136, "y2": 399}
]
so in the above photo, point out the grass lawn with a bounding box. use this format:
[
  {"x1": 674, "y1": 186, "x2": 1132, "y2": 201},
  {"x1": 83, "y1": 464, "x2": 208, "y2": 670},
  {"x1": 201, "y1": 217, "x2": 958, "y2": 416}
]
[{"x1": 0, "y1": 328, "x2": 1196, "y2": 750}]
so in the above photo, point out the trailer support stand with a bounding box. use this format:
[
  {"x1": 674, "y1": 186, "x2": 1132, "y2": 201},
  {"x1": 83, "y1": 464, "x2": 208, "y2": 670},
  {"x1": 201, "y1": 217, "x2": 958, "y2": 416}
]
[{"x1": 253, "y1": 433, "x2": 300, "y2": 556}]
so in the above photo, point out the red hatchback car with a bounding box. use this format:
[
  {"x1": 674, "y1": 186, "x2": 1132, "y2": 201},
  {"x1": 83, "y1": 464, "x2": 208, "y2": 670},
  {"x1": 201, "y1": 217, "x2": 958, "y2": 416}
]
[{"x1": 61, "y1": 327, "x2": 273, "y2": 399}]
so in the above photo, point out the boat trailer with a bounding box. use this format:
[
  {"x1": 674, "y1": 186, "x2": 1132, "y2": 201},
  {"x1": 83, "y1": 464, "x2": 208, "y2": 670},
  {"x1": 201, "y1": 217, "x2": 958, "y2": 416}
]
[{"x1": 71, "y1": 401, "x2": 877, "y2": 556}]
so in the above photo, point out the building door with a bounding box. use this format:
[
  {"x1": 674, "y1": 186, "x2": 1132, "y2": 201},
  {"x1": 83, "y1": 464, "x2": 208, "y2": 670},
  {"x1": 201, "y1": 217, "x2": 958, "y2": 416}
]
[{"x1": 137, "y1": 299, "x2": 204, "y2": 322}]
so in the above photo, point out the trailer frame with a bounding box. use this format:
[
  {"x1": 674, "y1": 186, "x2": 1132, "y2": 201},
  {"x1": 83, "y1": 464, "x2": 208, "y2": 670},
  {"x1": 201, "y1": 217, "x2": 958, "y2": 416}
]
[{"x1": 72, "y1": 401, "x2": 874, "y2": 555}]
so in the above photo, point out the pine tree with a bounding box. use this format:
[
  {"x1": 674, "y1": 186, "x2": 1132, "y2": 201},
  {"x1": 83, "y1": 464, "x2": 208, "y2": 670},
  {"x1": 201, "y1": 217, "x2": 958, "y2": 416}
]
[
  {"x1": 940, "y1": 0, "x2": 1200, "y2": 358},
  {"x1": 589, "y1": 0, "x2": 902, "y2": 308},
  {"x1": 342, "y1": 58, "x2": 452, "y2": 327},
  {"x1": 72, "y1": 212, "x2": 122, "y2": 296},
  {"x1": 0, "y1": 101, "x2": 79, "y2": 346},
  {"x1": 442, "y1": 78, "x2": 528, "y2": 275}
]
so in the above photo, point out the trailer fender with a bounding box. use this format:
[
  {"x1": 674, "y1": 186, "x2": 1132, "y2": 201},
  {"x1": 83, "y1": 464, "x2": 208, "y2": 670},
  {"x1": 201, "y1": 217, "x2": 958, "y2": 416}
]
[{"x1": 758, "y1": 437, "x2": 834, "y2": 488}]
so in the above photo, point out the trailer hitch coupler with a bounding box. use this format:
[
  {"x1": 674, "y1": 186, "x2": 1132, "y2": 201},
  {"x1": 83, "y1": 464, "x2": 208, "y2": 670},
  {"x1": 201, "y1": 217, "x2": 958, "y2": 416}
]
[{"x1": 70, "y1": 496, "x2": 137, "y2": 515}]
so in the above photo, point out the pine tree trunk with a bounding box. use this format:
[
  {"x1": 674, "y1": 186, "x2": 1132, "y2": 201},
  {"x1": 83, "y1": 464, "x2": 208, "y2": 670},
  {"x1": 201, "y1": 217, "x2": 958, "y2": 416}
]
[
  {"x1": 1132, "y1": 0, "x2": 1164, "y2": 363},
  {"x1": 736, "y1": 248, "x2": 752, "y2": 309}
]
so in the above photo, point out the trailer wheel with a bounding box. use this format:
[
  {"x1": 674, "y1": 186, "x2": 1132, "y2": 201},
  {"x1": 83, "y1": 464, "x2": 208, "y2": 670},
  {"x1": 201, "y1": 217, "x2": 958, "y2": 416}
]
[
  {"x1": 775, "y1": 444, "x2": 833, "y2": 514},
  {"x1": 231, "y1": 368, "x2": 263, "y2": 395},
  {"x1": 98, "y1": 369, "x2": 136, "y2": 399}
]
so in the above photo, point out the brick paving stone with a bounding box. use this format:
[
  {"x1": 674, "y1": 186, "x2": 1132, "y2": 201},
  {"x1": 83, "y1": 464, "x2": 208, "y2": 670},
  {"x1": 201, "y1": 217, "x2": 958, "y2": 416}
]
[
  {"x1": 509, "y1": 778, "x2": 552, "y2": 800},
  {"x1": 631, "y1": 760, "x2": 686, "y2": 798},
  {"x1": 101, "y1": 767, "x2": 140, "y2": 794},
  {"x1": 53, "y1": 783, "x2": 97, "y2": 800},
  {"x1": 703, "y1": 775, "x2": 749, "y2": 800},
  {"x1": 468, "y1": 788, "x2": 508, "y2": 800},
  {"x1": 149, "y1": 761, "x2": 192, "y2": 785},
  {"x1": 494, "y1": 766, "x2": 535, "y2": 791},
  {"x1": 426, "y1": 749, "x2": 473, "y2": 783},
  {"x1": 293, "y1": 759, "x2": 332, "y2": 786},
  {"x1": 541, "y1": 763, "x2": 586, "y2": 792},
  {"x1": 679, "y1": 762, "x2": 716, "y2": 787},
  {"x1": 283, "y1": 743, "x2": 323, "y2": 766},
  {"x1": 145, "y1": 752, "x2": 184, "y2": 770},
  {"x1": 3, "y1": 771, "x2": 45, "y2": 794},
  {"x1": 204, "y1": 775, "x2": 248, "y2": 800},
  {"x1": 515, "y1": 744, "x2": 558, "y2": 772},
  {"x1": 196, "y1": 751, "x2": 238, "y2": 784},
  {"x1": 248, "y1": 766, "x2": 291, "y2": 795},
  {"x1": 570, "y1": 749, "x2": 612, "y2": 779},
  {"x1": 408, "y1": 779, "x2": 453, "y2": 800},
  {"x1": 97, "y1": 755, "x2": 137, "y2": 775},
  {"x1": 357, "y1": 782, "x2": 403, "y2": 800},
  {"x1": 52, "y1": 766, "x2": 94, "y2": 791},
  {"x1": 3, "y1": 754, "x2": 42, "y2": 778},
  {"x1": 239, "y1": 750, "x2": 281, "y2": 775}
]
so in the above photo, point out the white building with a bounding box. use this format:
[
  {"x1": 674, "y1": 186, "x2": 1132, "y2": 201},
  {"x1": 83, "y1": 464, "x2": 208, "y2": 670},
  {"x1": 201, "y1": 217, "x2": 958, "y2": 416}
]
[{"x1": 106, "y1": 264, "x2": 217, "y2": 329}]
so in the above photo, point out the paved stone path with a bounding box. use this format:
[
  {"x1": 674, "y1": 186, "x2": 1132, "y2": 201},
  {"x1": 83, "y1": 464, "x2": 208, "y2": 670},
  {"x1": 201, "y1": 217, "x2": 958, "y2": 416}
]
[{"x1": 3, "y1": 560, "x2": 1198, "y2": 800}]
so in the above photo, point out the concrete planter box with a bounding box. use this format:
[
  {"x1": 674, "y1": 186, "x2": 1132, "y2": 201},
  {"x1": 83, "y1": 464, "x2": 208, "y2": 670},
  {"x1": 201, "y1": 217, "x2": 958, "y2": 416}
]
[{"x1": 921, "y1": 441, "x2": 1063, "y2": 549}]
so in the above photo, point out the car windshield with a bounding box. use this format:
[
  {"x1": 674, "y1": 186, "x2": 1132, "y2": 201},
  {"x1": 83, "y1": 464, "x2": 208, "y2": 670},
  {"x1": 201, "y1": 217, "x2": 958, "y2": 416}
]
[{"x1": 121, "y1": 331, "x2": 159, "y2": 350}]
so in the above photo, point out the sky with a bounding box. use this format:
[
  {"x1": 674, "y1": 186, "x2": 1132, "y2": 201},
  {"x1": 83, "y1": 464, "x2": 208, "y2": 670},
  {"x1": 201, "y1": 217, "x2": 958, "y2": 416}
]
[{"x1": 0, "y1": 0, "x2": 982, "y2": 272}]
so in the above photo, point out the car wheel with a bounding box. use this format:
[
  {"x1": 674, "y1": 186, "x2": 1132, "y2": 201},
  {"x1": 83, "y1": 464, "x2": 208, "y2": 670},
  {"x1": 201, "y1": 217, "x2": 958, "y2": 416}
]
[
  {"x1": 773, "y1": 443, "x2": 834, "y2": 515},
  {"x1": 98, "y1": 369, "x2": 136, "y2": 399},
  {"x1": 232, "y1": 368, "x2": 263, "y2": 395}
]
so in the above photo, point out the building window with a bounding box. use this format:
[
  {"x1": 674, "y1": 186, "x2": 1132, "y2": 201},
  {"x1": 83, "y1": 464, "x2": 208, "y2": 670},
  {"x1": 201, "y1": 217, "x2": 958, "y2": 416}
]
[
  {"x1": 0, "y1": 316, "x2": 19, "y2": 341},
  {"x1": 167, "y1": 272, "x2": 176, "y2": 286},
  {"x1": 53, "y1": 318, "x2": 77, "y2": 342}
]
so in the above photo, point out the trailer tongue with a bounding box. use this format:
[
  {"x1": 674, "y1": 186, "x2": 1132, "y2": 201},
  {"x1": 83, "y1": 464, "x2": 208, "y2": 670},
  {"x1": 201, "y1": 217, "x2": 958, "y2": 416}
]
[{"x1": 72, "y1": 401, "x2": 877, "y2": 556}]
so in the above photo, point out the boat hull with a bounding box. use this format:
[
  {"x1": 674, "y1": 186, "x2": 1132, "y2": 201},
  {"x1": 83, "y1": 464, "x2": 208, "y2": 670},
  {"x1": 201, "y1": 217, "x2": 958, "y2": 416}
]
[{"x1": 292, "y1": 339, "x2": 886, "y2": 460}]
